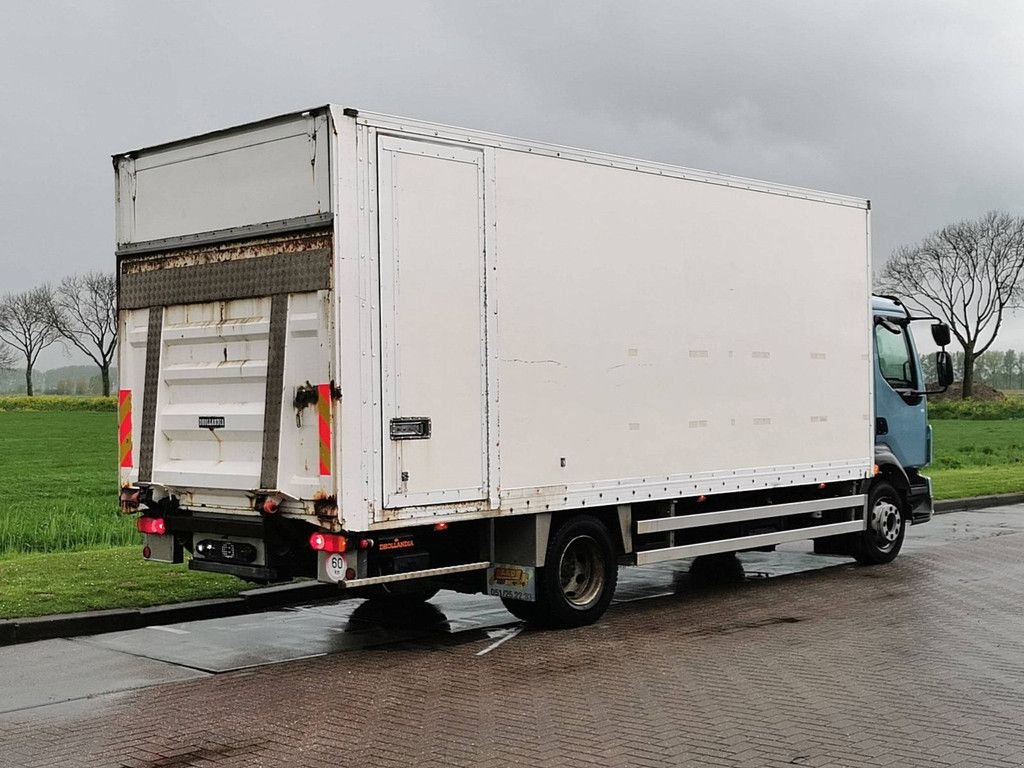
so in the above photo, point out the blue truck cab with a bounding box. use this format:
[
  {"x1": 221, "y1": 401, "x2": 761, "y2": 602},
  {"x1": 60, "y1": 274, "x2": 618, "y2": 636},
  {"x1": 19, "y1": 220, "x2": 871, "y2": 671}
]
[
  {"x1": 817, "y1": 295, "x2": 953, "y2": 563},
  {"x1": 871, "y1": 295, "x2": 954, "y2": 529}
]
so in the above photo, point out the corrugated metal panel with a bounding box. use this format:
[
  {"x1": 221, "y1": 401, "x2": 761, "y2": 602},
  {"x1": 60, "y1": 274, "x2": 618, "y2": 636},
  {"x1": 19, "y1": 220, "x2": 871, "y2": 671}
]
[{"x1": 151, "y1": 297, "x2": 273, "y2": 490}]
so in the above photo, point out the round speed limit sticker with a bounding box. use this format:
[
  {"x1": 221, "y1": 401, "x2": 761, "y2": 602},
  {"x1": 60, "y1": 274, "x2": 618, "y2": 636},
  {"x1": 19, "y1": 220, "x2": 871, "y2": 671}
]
[{"x1": 324, "y1": 553, "x2": 347, "y2": 582}]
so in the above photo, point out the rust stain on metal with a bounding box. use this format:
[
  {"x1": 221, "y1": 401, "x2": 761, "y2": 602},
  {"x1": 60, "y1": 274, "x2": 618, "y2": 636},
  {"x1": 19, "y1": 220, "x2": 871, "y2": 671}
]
[
  {"x1": 121, "y1": 230, "x2": 332, "y2": 275},
  {"x1": 314, "y1": 493, "x2": 339, "y2": 522}
]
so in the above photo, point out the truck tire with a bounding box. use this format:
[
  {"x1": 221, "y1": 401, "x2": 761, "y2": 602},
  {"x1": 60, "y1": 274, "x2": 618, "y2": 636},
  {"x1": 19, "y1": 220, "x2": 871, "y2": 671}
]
[
  {"x1": 502, "y1": 515, "x2": 617, "y2": 629},
  {"x1": 854, "y1": 480, "x2": 906, "y2": 565}
]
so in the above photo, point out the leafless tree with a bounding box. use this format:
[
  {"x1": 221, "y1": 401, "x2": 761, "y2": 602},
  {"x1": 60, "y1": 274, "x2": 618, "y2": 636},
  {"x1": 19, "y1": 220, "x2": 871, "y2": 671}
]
[
  {"x1": 878, "y1": 211, "x2": 1024, "y2": 398},
  {"x1": 0, "y1": 343, "x2": 14, "y2": 372},
  {"x1": 0, "y1": 287, "x2": 60, "y2": 396},
  {"x1": 46, "y1": 272, "x2": 118, "y2": 396}
]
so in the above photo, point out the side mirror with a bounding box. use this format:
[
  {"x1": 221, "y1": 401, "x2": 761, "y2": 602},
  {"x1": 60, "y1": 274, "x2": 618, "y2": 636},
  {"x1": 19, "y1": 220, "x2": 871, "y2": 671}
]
[
  {"x1": 935, "y1": 350, "x2": 954, "y2": 387},
  {"x1": 931, "y1": 322, "x2": 951, "y2": 347}
]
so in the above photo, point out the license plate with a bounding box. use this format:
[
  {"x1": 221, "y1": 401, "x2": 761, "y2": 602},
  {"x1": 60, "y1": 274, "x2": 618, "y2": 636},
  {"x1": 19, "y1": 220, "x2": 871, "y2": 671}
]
[{"x1": 487, "y1": 564, "x2": 536, "y2": 602}]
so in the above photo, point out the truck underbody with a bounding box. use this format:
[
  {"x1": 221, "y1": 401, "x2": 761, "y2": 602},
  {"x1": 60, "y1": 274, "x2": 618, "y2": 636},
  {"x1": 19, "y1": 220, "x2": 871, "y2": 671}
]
[{"x1": 128, "y1": 470, "x2": 918, "y2": 627}]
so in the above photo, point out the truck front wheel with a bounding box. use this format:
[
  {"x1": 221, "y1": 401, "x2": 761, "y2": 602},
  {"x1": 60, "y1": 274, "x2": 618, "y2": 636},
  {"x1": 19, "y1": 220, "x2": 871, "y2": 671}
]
[
  {"x1": 502, "y1": 515, "x2": 618, "y2": 629},
  {"x1": 854, "y1": 480, "x2": 906, "y2": 565}
]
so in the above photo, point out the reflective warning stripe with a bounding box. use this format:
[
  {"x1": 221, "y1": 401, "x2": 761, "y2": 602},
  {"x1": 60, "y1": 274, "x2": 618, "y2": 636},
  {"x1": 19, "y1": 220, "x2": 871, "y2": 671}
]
[
  {"x1": 118, "y1": 389, "x2": 133, "y2": 468},
  {"x1": 317, "y1": 383, "x2": 331, "y2": 476}
]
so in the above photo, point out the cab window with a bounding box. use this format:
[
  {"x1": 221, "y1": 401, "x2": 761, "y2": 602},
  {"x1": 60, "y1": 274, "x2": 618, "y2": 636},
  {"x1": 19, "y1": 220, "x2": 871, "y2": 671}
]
[{"x1": 874, "y1": 321, "x2": 916, "y2": 390}]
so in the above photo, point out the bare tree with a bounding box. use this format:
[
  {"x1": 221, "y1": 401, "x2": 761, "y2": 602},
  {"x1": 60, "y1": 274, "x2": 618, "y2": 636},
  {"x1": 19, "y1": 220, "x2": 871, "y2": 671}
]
[
  {"x1": 0, "y1": 343, "x2": 14, "y2": 372},
  {"x1": 878, "y1": 211, "x2": 1024, "y2": 398},
  {"x1": 0, "y1": 287, "x2": 60, "y2": 396},
  {"x1": 46, "y1": 272, "x2": 118, "y2": 396}
]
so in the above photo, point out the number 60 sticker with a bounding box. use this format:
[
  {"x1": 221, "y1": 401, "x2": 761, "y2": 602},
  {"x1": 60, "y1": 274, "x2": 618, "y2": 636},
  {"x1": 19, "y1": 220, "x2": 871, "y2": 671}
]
[{"x1": 325, "y1": 553, "x2": 347, "y2": 582}]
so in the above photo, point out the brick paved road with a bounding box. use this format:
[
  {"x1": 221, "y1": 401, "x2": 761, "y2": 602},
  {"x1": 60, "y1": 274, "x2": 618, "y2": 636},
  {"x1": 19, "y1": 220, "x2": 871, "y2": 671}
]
[{"x1": 3, "y1": 513, "x2": 1024, "y2": 767}]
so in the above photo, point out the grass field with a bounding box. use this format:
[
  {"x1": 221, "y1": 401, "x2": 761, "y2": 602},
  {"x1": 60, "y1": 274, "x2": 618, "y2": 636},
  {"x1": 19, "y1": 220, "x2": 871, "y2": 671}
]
[
  {"x1": 0, "y1": 408, "x2": 247, "y2": 618},
  {"x1": 0, "y1": 547, "x2": 244, "y2": 619},
  {"x1": 0, "y1": 411, "x2": 137, "y2": 555},
  {"x1": 929, "y1": 420, "x2": 1024, "y2": 499},
  {"x1": 0, "y1": 407, "x2": 1021, "y2": 618}
]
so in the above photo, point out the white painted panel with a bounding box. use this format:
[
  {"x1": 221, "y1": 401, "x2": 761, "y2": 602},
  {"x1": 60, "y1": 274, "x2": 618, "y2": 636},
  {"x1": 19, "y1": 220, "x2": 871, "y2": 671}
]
[
  {"x1": 377, "y1": 138, "x2": 487, "y2": 507},
  {"x1": 491, "y1": 148, "x2": 871, "y2": 492},
  {"x1": 118, "y1": 113, "x2": 330, "y2": 244},
  {"x1": 118, "y1": 307, "x2": 150, "y2": 486},
  {"x1": 277, "y1": 290, "x2": 334, "y2": 500}
]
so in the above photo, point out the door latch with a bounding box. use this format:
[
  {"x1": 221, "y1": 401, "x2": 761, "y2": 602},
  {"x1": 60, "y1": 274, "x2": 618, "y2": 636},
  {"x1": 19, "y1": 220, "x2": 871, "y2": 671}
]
[{"x1": 390, "y1": 417, "x2": 431, "y2": 440}]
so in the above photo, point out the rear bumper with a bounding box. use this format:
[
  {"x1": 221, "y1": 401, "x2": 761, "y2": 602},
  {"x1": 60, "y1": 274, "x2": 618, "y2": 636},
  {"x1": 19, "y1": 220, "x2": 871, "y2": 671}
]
[
  {"x1": 319, "y1": 557, "x2": 490, "y2": 587},
  {"x1": 157, "y1": 510, "x2": 318, "y2": 583}
]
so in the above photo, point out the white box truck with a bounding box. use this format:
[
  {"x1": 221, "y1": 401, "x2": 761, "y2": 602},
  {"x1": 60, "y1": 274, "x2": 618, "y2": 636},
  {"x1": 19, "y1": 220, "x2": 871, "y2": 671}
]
[{"x1": 115, "y1": 106, "x2": 950, "y2": 627}]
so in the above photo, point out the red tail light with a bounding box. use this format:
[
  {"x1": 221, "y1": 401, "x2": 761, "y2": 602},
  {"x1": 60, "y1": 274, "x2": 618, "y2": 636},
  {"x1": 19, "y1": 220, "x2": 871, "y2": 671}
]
[
  {"x1": 309, "y1": 532, "x2": 347, "y2": 553},
  {"x1": 137, "y1": 516, "x2": 166, "y2": 535}
]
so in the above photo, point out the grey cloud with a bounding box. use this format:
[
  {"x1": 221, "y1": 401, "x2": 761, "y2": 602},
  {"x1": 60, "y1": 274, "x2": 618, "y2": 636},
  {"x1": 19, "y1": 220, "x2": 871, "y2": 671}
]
[{"x1": 2, "y1": 0, "x2": 1024, "y2": 359}]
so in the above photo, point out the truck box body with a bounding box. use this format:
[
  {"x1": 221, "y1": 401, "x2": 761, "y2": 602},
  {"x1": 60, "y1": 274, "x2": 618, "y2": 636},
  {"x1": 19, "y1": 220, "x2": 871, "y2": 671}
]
[{"x1": 115, "y1": 106, "x2": 872, "y2": 548}]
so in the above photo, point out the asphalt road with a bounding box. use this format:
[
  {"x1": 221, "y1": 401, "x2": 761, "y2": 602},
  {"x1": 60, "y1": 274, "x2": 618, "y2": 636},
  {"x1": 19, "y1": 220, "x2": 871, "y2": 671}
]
[{"x1": 1, "y1": 507, "x2": 1023, "y2": 767}]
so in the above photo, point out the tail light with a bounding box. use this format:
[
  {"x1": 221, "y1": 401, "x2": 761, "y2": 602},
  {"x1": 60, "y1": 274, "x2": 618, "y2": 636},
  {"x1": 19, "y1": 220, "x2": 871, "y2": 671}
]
[
  {"x1": 309, "y1": 532, "x2": 347, "y2": 553},
  {"x1": 137, "y1": 516, "x2": 166, "y2": 535}
]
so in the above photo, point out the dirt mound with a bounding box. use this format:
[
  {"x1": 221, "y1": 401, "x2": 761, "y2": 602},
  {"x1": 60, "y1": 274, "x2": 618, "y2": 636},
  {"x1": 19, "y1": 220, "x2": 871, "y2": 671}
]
[{"x1": 927, "y1": 382, "x2": 1006, "y2": 401}]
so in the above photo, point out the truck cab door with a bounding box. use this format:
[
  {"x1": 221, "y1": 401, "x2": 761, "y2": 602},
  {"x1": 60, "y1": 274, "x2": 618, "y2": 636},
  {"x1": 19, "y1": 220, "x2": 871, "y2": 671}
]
[{"x1": 873, "y1": 318, "x2": 929, "y2": 469}]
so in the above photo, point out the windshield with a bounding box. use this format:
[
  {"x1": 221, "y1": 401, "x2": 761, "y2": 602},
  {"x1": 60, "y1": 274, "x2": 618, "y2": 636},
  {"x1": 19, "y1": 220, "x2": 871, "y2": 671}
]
[{"x1": 874, "y1": 320, "x2": 917, "y2": 390}]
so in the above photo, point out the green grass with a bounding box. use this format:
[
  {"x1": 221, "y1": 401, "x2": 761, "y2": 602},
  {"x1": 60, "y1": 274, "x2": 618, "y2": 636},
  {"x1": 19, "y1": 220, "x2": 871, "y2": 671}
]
[
  {"x1": 0, "y1": 547, "x2": 247, "y2": 619},
  {"x1": 929, "y1": 419, "x2": 1024, "y2": 499},
  {"x1": 0, "y1": 395, "x2": 116, "y2": 412},
  {"x1": 0, "y1": 411, "x2": 135, "y2": 555}
]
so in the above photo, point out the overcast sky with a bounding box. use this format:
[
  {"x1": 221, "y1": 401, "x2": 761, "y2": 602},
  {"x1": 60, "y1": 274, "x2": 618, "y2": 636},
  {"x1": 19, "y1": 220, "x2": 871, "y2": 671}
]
[{"x1": 2, "y1": 0, "x2": 1024, "y2": 365}]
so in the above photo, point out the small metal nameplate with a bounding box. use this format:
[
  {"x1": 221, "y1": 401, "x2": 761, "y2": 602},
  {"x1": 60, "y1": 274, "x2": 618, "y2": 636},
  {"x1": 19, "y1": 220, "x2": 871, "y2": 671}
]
[{"x1": 199, "y1": 416, "x2": 226, "y2": 430}]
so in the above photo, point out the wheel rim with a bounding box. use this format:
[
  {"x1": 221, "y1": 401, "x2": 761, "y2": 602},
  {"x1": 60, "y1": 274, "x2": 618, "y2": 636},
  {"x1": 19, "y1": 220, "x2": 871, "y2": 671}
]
[
  {"x1": 869, "y1": 496, "x2": 903, "y2": 553},
  {"x1": 558, "y1": 535, "x2": 606, "y2": 610}
]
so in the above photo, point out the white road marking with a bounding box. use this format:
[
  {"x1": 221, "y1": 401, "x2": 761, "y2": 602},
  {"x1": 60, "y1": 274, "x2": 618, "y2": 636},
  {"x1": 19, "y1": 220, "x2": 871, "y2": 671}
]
[
  {"x1": 475, "y1": 626, "x2": 523, "y2": 656},
  {"x1": 146, "y1": 625, "x2": 189, "y2": 635}
]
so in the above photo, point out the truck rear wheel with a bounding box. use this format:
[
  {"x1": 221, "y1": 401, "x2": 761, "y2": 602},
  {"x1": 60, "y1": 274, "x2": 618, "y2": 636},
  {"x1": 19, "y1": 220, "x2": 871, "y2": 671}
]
[
  {"x1": 854, "y1": 480, "x2": 906, "y2": 565},
  {"x1": 502, "y1": 515, "x2": 617, "y2": 629}
]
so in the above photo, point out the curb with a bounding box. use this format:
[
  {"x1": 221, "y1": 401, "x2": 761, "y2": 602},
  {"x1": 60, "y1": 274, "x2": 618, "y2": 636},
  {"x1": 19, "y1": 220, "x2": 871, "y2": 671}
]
[
  {"x1": 933, "y1": 492, "x2": 1024, "y2": 514},
  {"x1": 0, "y1": 581, "x2": 342, "y2": 648},
  {"x1": 3, "y1": 496, "x2": 1023, "y2": 648}
]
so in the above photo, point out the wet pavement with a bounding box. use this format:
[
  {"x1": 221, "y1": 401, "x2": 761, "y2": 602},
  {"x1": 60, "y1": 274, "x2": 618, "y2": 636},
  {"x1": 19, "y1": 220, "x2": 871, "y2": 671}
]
[{"x1": 1, "y1": 506, "x2": 1024, "y2": 767}]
